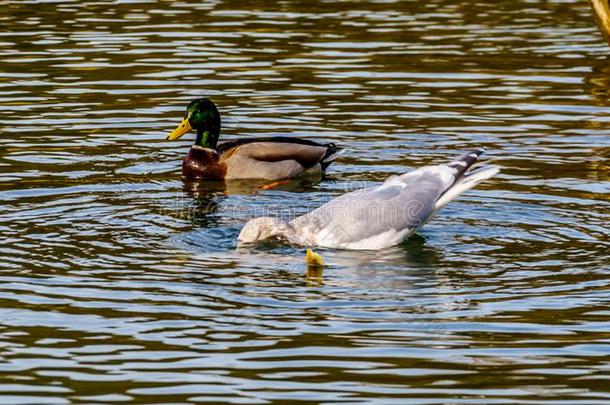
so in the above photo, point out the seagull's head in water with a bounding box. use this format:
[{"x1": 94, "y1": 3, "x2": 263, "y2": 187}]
[{"x1": 237, "y1": 217, "x2": 290, "y2": 244}]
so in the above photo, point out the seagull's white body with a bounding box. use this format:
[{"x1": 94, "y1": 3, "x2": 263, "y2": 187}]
[{"x1": 238, "y1": 149, "x2": 500, "y2": 250}]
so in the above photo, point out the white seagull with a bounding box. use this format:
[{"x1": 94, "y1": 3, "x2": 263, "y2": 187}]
[{"x1": 238, "y1": 149, "x2": 500, "y2": 250}]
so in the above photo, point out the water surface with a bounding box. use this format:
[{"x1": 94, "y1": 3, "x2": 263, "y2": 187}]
[{"x1": 0, "y1": 0, "x2": 609, "y2": 403}]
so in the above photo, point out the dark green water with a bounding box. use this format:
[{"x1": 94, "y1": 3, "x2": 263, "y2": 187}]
[{"x1": 0, "y1": 0, "x2": 609, "y2": 403}]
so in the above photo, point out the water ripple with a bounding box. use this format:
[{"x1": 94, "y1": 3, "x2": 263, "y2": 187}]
[{"x1": 0, "y1": 0, "x2": 609, "y2": 402}]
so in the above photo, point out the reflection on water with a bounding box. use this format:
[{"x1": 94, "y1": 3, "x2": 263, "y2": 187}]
[{"x1": 1, "y1": 0, "x2": 610, "y2": 402}]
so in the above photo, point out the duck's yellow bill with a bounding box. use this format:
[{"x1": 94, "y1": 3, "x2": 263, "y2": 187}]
[{"x1": 166, "y1": 118, "x2": 192, "y2": 140}]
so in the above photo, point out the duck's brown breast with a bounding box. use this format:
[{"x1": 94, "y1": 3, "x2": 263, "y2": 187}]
[{"x1": 182, "y1": 147, "x2": 227, "y2": 180}]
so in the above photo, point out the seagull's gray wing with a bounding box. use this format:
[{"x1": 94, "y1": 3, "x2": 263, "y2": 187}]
[
  {"x1": 291, "y1": 166, "x2": 454, "y2": 249},
  {"x1": 284, "y1": 148, "x2": 497, "y2": 250}
]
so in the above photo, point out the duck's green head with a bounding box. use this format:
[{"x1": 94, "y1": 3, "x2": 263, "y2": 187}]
[{"x1": 166, "y1": 98, "x2": 221, "y2": 148}]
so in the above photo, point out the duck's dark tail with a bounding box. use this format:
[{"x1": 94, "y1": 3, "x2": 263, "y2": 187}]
[{"x1": 321, "y1": 143, "x2": 343, "y2": 170}]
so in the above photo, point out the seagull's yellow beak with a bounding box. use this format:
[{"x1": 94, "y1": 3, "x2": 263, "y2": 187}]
[{"x1": 166, "y1": 117, "x2": 192, "y2": 141}]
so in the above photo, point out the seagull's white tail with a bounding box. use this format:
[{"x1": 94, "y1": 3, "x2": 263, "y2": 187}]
[{"x1": 433, "y1": 165, "x2": 500, "y2": 211}]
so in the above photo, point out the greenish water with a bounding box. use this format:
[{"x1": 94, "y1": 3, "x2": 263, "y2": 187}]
[{"x1": 0, "y1": 0, "x2": 609, "y2": 403}]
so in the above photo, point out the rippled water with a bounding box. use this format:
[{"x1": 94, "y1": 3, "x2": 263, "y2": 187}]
[{"x1": 0, "y1": 0, "x2": 609, "y2": 403}]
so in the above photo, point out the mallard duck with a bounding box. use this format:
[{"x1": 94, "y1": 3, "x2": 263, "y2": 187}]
[
  {"x1": 166, "y1": 98, "x2": 342, "y2": 180},
  {"x1": 238, "y1": 149, "x2": 500, "y2": 250}
]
